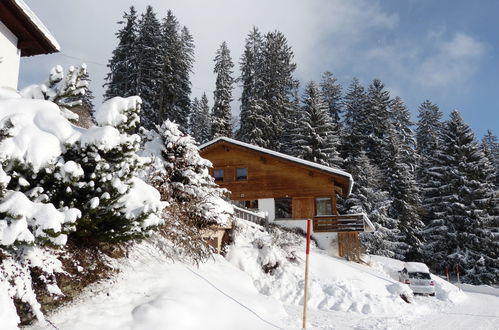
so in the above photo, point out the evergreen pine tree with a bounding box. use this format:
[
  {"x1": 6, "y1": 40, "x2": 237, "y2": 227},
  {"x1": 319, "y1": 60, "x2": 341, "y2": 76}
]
[
  {"x1": 415, "y1": 100, "x2": 444, "y2": 230},
  {"x1": 424, "y1": 111, "x2": 498, "y2": 283},
  {"x1": 237, "y1": 27, "x2": 267, "y2": 146},
  {"x1": 319, "y1": 71, "x2": 343, "y2": 126},
  {"x1": 293, "y1": 81, "x2": 342, "y2": 167},
  {"x1": 175, "y1": 26, "x2": 195, "y2": 131},
  {"x1": 364, "y1": 79, "x2": 392, "y2": 169},
  {"x1": 386, "y1": 97, "x2": 423, "y2": 260},
  {"x1": 341, "y1": 78, "x2": 368, "y2": 158},
  {"x1": 136, "y1": 6, "x2": 163, "y2": 130},
  {"x1": 189, "y1": 93, "x2": 212, "y2": 144},
  {"x1": 260, "y1": 30, "x2": 298, "y2": 151},
  {"x1": 104, "y1": 6, "x2": 139, "y2": 100},
  {"x1": 155, "y1": 120, "x2": 231, "y2": 227},
  {"x1": 157, "y1": 12, "x2": 194, "y2": 132},
  {"x1": 341, "y1": 152, "x2": 404, "y2": 259},
  {"x1": 211, "y1": 41, "x2": 234, "y2": 138},
  {"x1": 482, "y1": 130, "x2": 499, "y2": 187}
]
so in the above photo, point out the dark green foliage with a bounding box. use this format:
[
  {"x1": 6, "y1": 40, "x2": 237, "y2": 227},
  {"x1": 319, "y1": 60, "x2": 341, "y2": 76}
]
[
  {"x1": 189, "y1": 93, "x2": 212, "y2": 144},
  {"x1": 157, "y1": 13, "x2": 194, "y2": 131},
  {"x1": 319, "y1": 71, "x2": 343, "y2": 126},
  {"x1": 341, "y1": 78, "x2": 368, "y2": 158},
  {"x1": 104, "y1": 6, "x2": 139, "y2": 99},
  {"x1": 341, "y1": 152, "x2": 404, "y2": 259},
  {"x1": 104, "y1": 8, "x2": 194, "y2": 132},
  {"x1": 136, "y1": 6, "x2": 163, "y2": 130},
  {"x1": 237, "y1": 27, "x2": 267, "y2": 145},
  {"x1": 292, "y1": 81, "x2": 342, "y2": 167},
  {"x1": 211, "y1": 41, "x2": 234, "y2": 138},
  {"x1": 237, "y1": 28, "x2": 298, "y2": 151},
  {"x1": 423, "y1": 111, "x2": 498, "y2": 284}
]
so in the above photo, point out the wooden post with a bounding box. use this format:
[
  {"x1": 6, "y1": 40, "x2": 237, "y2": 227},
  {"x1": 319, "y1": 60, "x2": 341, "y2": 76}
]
[
  {"x1": 302, "y1": 219, "x2": 311, "y2": 329},
  {"x1": 445, "y1": 266, "x2": 449, "y2": 282},
  {"x1": 456, "y1": 264, "x2": 461, "y2": 290}
]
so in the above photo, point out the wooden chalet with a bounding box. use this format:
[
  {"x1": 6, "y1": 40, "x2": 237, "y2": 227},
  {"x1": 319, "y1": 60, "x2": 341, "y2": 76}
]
[{"x1": 199, "y1": 137, "x2": 375, "y2": 260}]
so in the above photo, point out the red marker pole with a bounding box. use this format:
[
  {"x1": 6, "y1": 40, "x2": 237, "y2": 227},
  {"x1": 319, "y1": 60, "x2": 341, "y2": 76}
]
[
  {"x1": 302, "y1": 219, "x2": 312, "y2": 329},
  {"x1": 456, "y1": 264, "x2": 461, "y2": 290}
]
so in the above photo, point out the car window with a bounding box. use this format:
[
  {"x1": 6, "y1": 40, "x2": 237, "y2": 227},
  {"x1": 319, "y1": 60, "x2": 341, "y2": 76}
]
[{"x1": 409, "y1": 272, "x2": 431, "y2": 279}]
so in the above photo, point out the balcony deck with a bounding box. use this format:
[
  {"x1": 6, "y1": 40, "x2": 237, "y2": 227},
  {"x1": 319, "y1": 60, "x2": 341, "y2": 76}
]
[{"x1": 313, "y1": 214, "x2": 375, "y2": 233}]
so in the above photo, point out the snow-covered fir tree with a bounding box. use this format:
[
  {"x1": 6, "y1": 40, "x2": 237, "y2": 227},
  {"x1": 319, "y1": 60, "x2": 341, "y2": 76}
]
[
  {"x1": 237, "y1": 27, "x2": 267, "y2": 146},
  {"x1": 424, "y1": 111, "x2": 498, "y2": 284},
  {"x1": 482, "y1": 130, "x2": 499, "y2": 187},
  {"x1": 341, "y1": 78, "x2": 368, "y2": 158},
  {"x1": 211, "y1": 41, "x2": 234, "y2": 138},
  {"x1": 386, "y1": 97, "x2": 423, "y2": 260},
  {"x1": 153, "y1": 120, "x2": 232, "y2": 228},
  {"x1": 157, "y1": 12, "x2": 194, "y2": 132},
  {"x1": 135, "y1": 6, "x2": 163, "y2": 130},
  {"x1": 319, "y1": 71, "x2": 343, "y2": 127},
  {"x1": 61, "y1": 97, "x2": 163, "y2": 243},
  {"x1": 260, "y1": 30, "x2": 298, "y2": 151},
  {"x1": 189, "y1": 93, "x2": 212, "y2": 144},
  {"x1": 104, "y1": 6, "x2": 139, "y2": 100},
  {"x1": 415, "y1": 100, "x2": 444, "y2": 227},
  {"x1": 175, "y1": 26, "x2": 195, "y2": 130},
  {"x1": 364, "y1": 79, "x2": 392, "y2": 169},
  {"x1": 293, "y1": 81, "x2": 342, "y2": 167},
  {"x1": 341, "y1": 152, "x2": 405, "y2": 259}
]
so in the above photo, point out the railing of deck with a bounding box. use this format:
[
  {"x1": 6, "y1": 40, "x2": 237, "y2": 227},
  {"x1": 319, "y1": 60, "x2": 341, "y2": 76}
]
[
  {"x1": 232, "y1": 204, "x2": 268, "y2": 226},
  {"x1": 313, "y1": 214, "x2": 374, "y2": 233}
]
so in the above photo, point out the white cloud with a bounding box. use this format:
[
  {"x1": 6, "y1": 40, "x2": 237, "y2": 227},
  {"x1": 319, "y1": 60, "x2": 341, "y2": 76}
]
[
  {"x1": 20, "y1": 0, "x2": 399, "y2": 107},
  {"x1": 416, "y1": 32, "x2": 485, "y2": 88}
]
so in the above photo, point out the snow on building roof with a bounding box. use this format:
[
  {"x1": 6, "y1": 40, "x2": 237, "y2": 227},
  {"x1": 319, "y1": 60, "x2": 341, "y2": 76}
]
[
  {"x1": 0, "y1": 0, "x2": 60, "y2": 56},
  {"x1": 199, "y1": 137, "x2": 354, "y2": 195},
  {"x1": 404, "y1": 262, "x2": 430, "y2": 273}
]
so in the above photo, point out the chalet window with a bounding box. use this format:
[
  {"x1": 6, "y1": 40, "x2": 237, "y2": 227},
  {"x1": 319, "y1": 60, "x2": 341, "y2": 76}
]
[
  {"x1": 315, "y1": 197, "x2": 332, "y2": 216},
  {"x1": 214, "y1": 169, "x2": 224, "y2": 182},
  {"x1": 235, "y1": 200, "x2": 258, "y2": 209},
  {"x1": 236, "y1": 167, "x2": 247, "y2": 181},
  {"x1": 275, "y1": 198, "x2": 292, "y2": 219}
]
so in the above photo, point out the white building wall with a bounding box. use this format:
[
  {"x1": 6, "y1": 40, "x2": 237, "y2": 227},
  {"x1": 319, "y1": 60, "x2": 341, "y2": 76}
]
[
  {"x1": 257, "y1": 197, "x2": 339, "y2": 256},
  {"x1": 0, "y1": 21, "x2": 21, "y2": 89},
  {"x1": 258, "y1": 198, "x2": 275, "y2": 222}
]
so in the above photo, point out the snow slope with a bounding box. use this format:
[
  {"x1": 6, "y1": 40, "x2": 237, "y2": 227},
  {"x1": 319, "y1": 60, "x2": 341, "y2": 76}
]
[
  {"x1": 26, "y1": 241, "x2": 286, "y2": 330},
  {"x1": 23, "y1": 220, "x2": 499, "y2": 330}
]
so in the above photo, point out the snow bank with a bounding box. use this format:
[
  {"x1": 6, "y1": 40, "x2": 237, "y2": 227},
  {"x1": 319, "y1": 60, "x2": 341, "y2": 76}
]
[
  {"x1": 27, "y1": 242, "x2": 286, "y2": 330},
  {"x1": 119, "y1": 177, "x2": 166, "y2": 229},
  {"x1": 0, "y1": 98, "x2": 79, "y2": 171},
  {"x1": 369, "y1": 255, "x2": 464, "y2": 302},
  {"x1": 94, "y1": 96, "x2": 141, "y2": 129},
  {"x1": 0, "y1": 281, "x2": 20, "y2": 329},
  {"x1": 0, "y1": 191, "x2": 80, "y2": 246},
  {"x1": 226, "y1": 219, "x2": 418, "y2": 316}
]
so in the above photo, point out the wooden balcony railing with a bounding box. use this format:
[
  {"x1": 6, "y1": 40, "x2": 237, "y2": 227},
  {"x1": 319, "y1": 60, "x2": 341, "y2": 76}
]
[
  {"x1": 313, "y1": 214, "x2": 375, "y2": 233},
  {"x1": 232, "y1": 204, "x2": 268, "y2": 226}
]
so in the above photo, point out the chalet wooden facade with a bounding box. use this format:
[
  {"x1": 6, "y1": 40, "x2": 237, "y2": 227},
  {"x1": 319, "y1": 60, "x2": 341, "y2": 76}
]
[{"x1": 199, "y1": 137, "x2": 374, "y2": 259}]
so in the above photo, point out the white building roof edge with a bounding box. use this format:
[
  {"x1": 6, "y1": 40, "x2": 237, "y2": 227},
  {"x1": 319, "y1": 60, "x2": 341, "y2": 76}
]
[
  {"x1": 14, "y1": 0, "x2": 61, "y2": 51},
  {"x1": 199, "y1": 137, "x2": 354, "y2": 195}
]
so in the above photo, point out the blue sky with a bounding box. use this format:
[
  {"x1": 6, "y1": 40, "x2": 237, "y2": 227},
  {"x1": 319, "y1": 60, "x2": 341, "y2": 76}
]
[{"x1": 20, "y1": 0, "x2": 498, "y2": 138}]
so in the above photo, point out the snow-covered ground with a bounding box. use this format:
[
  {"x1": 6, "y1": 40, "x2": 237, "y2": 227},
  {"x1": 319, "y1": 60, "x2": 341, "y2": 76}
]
[{"x1": 21, "y1": 219, "x2": 499, "y2": 330}]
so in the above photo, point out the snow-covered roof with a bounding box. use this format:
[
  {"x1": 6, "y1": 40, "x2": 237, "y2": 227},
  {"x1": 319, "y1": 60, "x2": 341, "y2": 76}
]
[
  {"x1": 0, "y1": 0, "x2": 60, "y2": 56},
  {"x1": 404, "y1": 262, "x2": 430, "y2": 273},
  {"x1": 199, "y1": 137, "x2": 354, "y2": 195}
]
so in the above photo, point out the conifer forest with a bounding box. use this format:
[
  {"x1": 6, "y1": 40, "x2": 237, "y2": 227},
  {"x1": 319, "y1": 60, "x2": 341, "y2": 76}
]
[{"x1": 102, "y1": 6, "x2": 498, "y2": 285}]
